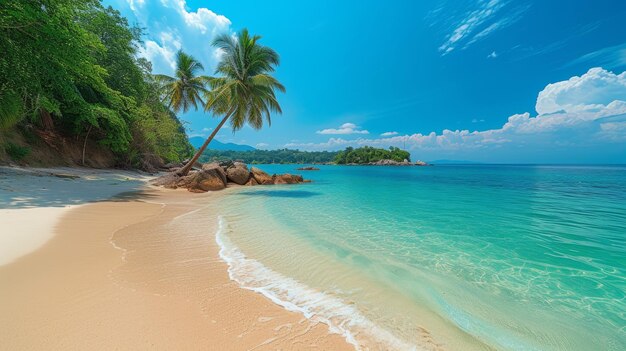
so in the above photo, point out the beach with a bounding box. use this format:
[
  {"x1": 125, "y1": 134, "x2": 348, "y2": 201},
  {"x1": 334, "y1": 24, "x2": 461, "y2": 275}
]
[
  {"x1": 2, "y1": 165, "x2": 625, "y2": 351},
  {"x1": 0, "y1": 169, "x2": 352, "y2": 350}
]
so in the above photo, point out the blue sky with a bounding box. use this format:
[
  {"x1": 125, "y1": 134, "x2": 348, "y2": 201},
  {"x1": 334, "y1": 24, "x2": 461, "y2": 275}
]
[{"x1": 104, "y1": 0, "x2": 626, "y2": 163}]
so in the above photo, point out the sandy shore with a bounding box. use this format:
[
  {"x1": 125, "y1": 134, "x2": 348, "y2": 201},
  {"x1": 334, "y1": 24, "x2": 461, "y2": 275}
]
[
  {"x1": 0, "y1": 181, "x2": 352, "y2": 350},
  {"x1": 0, "y1": 166, "x2": 149, "y2": 265}
]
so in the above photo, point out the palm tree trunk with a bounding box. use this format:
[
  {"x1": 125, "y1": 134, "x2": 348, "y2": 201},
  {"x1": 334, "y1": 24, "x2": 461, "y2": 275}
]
[
  {"x1": 82, "y1": 125, "x2": 92, "y2": 166},
  {"x1": 177, "y1": 114, "x2": 230, "y2": 176}
]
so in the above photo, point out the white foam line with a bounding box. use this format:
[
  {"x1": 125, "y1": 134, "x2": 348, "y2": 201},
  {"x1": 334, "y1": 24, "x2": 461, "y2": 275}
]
[{"x1": 215, "y1": 215, "x2": 421, "y2": 351}]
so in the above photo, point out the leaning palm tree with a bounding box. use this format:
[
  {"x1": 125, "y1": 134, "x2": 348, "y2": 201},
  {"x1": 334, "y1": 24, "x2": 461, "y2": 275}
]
[
  {"x1": 177, "y1": 28, "x2": 285, "y2": 176},
  {"x1": 155, "y1": 50, "x2": 208, "y2": 114}
]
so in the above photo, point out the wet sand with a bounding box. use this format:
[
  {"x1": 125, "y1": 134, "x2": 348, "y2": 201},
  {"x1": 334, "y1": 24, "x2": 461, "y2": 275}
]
[{"x1": 0, "y1": 187, "x2": 352, "y2": 350}]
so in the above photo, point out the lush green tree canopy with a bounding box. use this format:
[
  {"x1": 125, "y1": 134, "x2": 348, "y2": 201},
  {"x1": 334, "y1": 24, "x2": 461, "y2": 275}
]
[
  {"x1": 0, "y1": 0, "x2": 192, "y2": 166},
  {"x1": 334, "y1": 146, "x2": 411, "y2": 164},
  {"x1": 199, "y1": 149, "x2": 339, "y2": 164}
]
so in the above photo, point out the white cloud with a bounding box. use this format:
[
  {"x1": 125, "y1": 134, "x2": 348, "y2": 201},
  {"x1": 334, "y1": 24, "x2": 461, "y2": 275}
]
[
  {"x1": 487, "y1": 51, "x2": 497, "y2": 59},
  {"x1": 536, "y1": 67, "x2": 626, "y2": 114},
  {"x1": 256, "y1": 142, "x2": 269, "y2": 149},
  {"x1": 381, "y1": 131, "x2": 399, "y2": 136},
  {"x1": 317, "y1": 122, "x2": 369, "y2": 135},
  {"x1": 287, "y1": 68, "x2": 626, "y2": 161},
  {"x1": 127, "y1": 0, "x2": 144, "y2": 12},
  {"x1": 124, "y1": 0, "x2": 231, "y2": 75},
  {"x1": 435, "y1": 0, "x2": 529, "y2": 55},
  {"x1": 566, "y1": 42, "x2": 626, "y2": 70}
]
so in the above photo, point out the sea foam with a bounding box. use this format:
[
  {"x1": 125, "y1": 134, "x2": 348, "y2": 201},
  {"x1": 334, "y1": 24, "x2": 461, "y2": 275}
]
[{"x1": 215, "y1": 215, "x2": 421, "y2": 351}]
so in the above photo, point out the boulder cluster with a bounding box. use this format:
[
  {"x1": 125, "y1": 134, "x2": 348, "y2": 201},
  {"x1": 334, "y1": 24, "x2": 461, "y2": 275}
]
[{"x1": 152, "y1": 161, "x2": 309, "y2": 193}]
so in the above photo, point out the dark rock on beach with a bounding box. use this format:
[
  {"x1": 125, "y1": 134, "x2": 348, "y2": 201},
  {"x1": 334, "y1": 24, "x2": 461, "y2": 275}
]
[
  {"x1": 250, "y1": 167, "x2": 274, "y2": 185},
  {"x1": 189, "y1": 168, "x2": 227, "y2": 191},
  {"x1": 151, "y1": 161, "x2": 308, "y2": 193},
  {"x1": 225, "y1": 162, "x2": 250, "y2": 185}
]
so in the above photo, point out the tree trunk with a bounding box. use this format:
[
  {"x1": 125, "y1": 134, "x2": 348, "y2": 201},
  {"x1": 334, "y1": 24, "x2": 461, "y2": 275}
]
[
  {"x1": 178, "y1": 114, "x2": 230, "y2": 176},
  {"x1": 40, "y1": 108, "x2": 54, "y2": 131},
  {"x1": 82, "y1": 125, "x2": 92, "y2": 166}
]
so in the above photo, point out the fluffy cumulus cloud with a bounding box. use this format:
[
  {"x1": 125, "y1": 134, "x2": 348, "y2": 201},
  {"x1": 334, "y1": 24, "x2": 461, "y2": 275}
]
[
  {"x1": 317, "y1": 123, "x2": 369, "y2": 135},
  {"x1": 122, "y1": 0, "x2": 231, "y2": 75},
  {"x1": 381, "y1": 131, "x2": 399, "y2": 136},
  {"x1": 535, "y1": 67, "x2": 626, "y2": 114},
  {"x1": 288, "y1": 68, "x2": 626, "y2": 162}
]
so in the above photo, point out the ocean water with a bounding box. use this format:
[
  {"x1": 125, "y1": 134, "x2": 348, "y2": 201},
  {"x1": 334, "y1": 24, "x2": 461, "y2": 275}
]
[{"x1": 211, "y1": 164, "x2": 626, "y2": 350}]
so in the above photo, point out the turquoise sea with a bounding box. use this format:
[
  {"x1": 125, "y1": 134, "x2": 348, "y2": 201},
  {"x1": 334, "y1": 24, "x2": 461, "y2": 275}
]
[{"x1": 211, "y1": 165, "x2": 626, "y2": 350}]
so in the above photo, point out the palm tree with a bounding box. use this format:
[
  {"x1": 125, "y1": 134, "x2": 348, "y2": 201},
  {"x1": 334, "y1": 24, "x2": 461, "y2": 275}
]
[
  {"x1": 155, "y1": 50, "x2": 208, "y2": 114},
  {"x1": 177, "y1": 28, "x2": 285, "y2": 176}
]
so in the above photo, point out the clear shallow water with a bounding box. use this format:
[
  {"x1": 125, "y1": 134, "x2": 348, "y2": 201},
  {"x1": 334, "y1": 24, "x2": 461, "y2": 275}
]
[{"x1": 214, "y1": 165, "x2": 626, "y2": 350}]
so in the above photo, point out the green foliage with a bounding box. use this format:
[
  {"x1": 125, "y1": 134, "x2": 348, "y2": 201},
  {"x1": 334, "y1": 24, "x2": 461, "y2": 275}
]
[
  {"x1": 155, "y1": 51, "x2": 208, "y2": 113},
  {"x1": 0, "y1": 0, "x2": 192, "y2": 165},
  {"x1": 0, "y1": 90, "x2": 23, "y2": 130},
  {"x1": 334, "y1": 146, "x2": 411, "y2": 164},
  {"x1": 4, "y1": 143, "x2": 30, "y2": 161},
  {"x1": 205, "y1": 29, "x2": 285, "y2": 131},
  {"x1": 199, "y1": 149, "x2": 338, "y2": 164}
]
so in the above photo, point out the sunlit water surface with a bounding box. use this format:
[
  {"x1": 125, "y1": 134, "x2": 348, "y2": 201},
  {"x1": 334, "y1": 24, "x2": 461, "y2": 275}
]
[{"x1": 202, "y1": 164, "x2": 626, "y2": 350}]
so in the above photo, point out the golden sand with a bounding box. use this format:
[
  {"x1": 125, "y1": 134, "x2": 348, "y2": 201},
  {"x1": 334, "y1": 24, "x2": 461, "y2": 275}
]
[{"x1": 0, "y1": 187, "x2": 352, "y2": 350}]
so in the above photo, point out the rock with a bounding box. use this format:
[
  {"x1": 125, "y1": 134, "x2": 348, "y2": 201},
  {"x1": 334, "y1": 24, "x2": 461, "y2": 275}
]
[
  {"x1": 296, "y1": 166, "x2": 320, "y2": 171},
  {"x1": 176, "y1": 173, "x2": 197, "y2": 188},
  {"x1": 202, "y1": 162, "x2": 227, "y2": 184},
  {"x1": 182, "y1": 158, "x2": 203, "y2": 169},
  {"x1": 151, "y1": 173, "x2": 181, "y2": 189},
  {"x1": 233, "y1": 161, "x2": 247, "y2": 169},
  {"x1": 163, "y1": 162, "x2": 183, "y2": 169},
  {"x1": 53, "y1": 173, "x2": 80, "y2": 180},
  {"x1": 152, "y1": 161, "x2": 308, "y2": 192},
  {"x1": 245, "y1": 177, "x2": 258, "y2": 186},
  {"x1": 414, "y1": 160, "x2": 428, "y2": 166},
  {"x1": 250, "y1": 167, "x2": 273, "y2": 185},
  {"x1": 188, "y1": 168, "x2": 227, "y2": 192},
  {"x1": 273, "y1": 173, "x2": 298, "y2": 184},
  {"x1": 369, "y1": 159, "x2": 412, "y2": 166},
  {"x1": 219, "y1": 160, "x2": 234, "y2": 169},
  {"x1": 226, "y1": 163, "x2": 250, "y2": 185}
]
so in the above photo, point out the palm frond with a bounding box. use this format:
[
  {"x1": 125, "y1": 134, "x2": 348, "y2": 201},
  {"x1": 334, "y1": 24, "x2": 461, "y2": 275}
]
[{"x1": 204, "y1": 28, "x2": 285, "y2": 131}]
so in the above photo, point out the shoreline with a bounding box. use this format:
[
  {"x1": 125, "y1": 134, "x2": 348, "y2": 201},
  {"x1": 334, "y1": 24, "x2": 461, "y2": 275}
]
[
  {"x1": 0, "y1": 166, "x2": 150, "y2": 265},
  {"x1": 0, "y1": 179, "x2": 354, "y2": 350}
]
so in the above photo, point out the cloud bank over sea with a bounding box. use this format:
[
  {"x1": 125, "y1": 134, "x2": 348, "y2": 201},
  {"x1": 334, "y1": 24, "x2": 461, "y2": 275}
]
[{"x1": 289, "y1": 68, "x2": 626, "y2": 163}]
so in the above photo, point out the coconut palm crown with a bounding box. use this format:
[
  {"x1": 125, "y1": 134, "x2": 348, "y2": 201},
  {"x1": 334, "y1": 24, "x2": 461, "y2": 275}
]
[{"x1": 154, "y1": 50, "x2": 208, "y2": 114}]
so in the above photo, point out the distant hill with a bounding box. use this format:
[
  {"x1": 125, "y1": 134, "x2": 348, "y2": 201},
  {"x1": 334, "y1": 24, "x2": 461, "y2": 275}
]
[
  {"x1": 189, "y1": 137, "x2": 256, "y2": 151},
  {"x1": 199, "y1": 149, "x2": 339, "y2": 164}
]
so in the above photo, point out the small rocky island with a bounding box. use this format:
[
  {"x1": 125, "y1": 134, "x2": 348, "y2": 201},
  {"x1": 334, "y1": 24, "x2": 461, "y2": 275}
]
[
  {"x1": 366, "y1": 159, "x2": 428, "y2": 166},
  {"x1": 152, "y1": 161, "x2": 308, "y2": 193},
  {"x1": 296, "y1": 166, "x2": 320, "y2": 171}
]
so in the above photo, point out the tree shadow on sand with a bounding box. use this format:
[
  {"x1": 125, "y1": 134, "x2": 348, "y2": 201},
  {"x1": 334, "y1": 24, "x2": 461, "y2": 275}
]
[{"x1": 0, "y1": 170, "x2": 151, "y2": 209}]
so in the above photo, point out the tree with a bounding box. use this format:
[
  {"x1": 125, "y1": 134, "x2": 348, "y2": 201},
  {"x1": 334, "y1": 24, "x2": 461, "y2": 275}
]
[
  {"x1": 154, "y1": 50, "x2": 208, "y2": 114},
  {"x1": 0, "y1": 0, "x2": 192, "y2": 167},
  {"x1": 177, "y1": 28, "x2": 285, "y2": 176}
]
